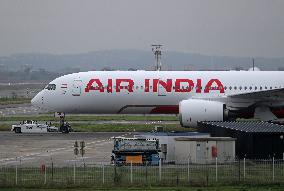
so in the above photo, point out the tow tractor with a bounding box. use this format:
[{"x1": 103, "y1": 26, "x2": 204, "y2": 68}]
[
  {"x1": 11, "y1": 120, "x2": 58, "y2": 133},
  {"x1": 11, "y1": 119, "x2": 73, "y2": 134},
  {"x1": 11, "y1": 112, "x2": 73, "y2": 134}
]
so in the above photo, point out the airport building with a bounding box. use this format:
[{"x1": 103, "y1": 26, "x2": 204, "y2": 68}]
[
  {"x1": 134, "y1": 132, "x2": 236, "y2": 164},
  {"x1": 198, "y1": 121, "x2": 284, "y2": 159},
  {"x1": 135, "y1": 132, "x2": 209, "y2": 162},
  {"x1": 174, "y1": 137, "x2": 236, "y2": 164}
]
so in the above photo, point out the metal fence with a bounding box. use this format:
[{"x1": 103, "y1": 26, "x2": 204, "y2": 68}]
[{"x1": 0, "y1": 158, "x2": 284, "y2": 187}]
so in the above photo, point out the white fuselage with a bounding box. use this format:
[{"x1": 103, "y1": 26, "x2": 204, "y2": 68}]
[{"x1": 31, "y1": 71, "x2": 284, "y2": 115}]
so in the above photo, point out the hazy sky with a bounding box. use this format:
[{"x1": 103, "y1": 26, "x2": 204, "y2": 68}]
[{"x1": 0, "y1": 0, "x2": 284, "y2": 57}]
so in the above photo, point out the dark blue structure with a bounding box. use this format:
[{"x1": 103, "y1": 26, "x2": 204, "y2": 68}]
[
  {"x1": 112, "y1": 137, "x2": 160, "y2": 165},
  {"x1": 198, "y1": 121, "x2": 284, "y2": 159}
]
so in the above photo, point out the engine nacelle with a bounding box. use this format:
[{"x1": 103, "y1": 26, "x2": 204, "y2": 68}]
[{"x1": 179, "y1": 99, "x2": 226, "y2": 128}]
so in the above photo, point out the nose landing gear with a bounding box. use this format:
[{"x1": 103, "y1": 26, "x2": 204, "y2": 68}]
[{"x1": 56, "y1": 112, "x2": 73, "y2": 133}]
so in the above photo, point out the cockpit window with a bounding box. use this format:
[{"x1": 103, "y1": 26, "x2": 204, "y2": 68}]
[{"x1": 45, "y1": 84, "x2": 56, "y2": 90}]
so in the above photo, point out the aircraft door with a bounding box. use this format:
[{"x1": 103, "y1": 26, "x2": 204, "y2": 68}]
[
  {"x1": 196, "y1": 142, "x2": 206, "y2": 164},
  {"x1": 72, "y1": 80, "x2": 83, "y2": 96}
]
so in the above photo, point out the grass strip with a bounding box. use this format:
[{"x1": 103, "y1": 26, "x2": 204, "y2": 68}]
[
  {"x1": 0, "y1": 97, "x2": 31, "y2": 105},
  {"x1": 1, "y1": 186, "x2": 284, "y2": 191},
  {"x1": 71, "y1": 123, "x2": 191, "y2": 132},
  {"x1": 0, "y1": 115, "x2": 178, "y2": 122},
  {"x1": 0, "y1": 123, "x2": 192, "y2": 132}
]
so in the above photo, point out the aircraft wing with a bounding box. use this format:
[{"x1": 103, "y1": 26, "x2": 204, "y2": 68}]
[
  {"x1": 228, "y1": 88, "x2": 284, "y2": 121},
  {"x1": 228, "y1": 88, "x2": 284, "y2": 101}
]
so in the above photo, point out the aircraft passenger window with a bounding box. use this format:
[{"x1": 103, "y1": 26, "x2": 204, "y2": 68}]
[
  {"x1": 239, "y1": 86, "x2": 242, "y2": 90},
  {"x1": 224, "y1": 86, "x2": 227, "y2": 90},
  {"x1": 270, "y1": 87, "x2": 272, "y2": 89},
  {"x1": 141, "y1": 86, "x2": 143, "y2": 89},
  {"x1": 265, "y1": 86, "x2": 267, "y2": 89},
  {"x1": 136, "y1": 86, "x2": 139, "y2": 89},
  {"x1": 229, "y1": 86, "x2": 232, "y2": 90},
  {"x1": 255, "y1": 86, "x2": 257, "y2": 90},
  {"x1": 260, "y1": 87, "x2": 262, "y2": 90},
  {"x1": 244, "y1": 87, "x2": 247, "y2": 90},
  {"x1": 234, "y1": 86, "x2": 237, "y2": 90},
  {"x1": 249, "y1": 87, "x2": 252, "y2": 90}
]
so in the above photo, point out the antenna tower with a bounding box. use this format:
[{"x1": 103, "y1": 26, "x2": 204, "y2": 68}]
[{"x1": 151, "y1": 44, "x2": 162, "y2": 71}]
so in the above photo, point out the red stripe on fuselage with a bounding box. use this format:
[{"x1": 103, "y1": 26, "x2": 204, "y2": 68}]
[
  {"x1": 272, "y1": 108, "x2": 284, "y2": 118},
  {"x1": 150, "y1": 106, "x2": 179, "y2": 114}
]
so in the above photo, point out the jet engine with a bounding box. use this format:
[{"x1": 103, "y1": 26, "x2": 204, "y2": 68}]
[{"x1": 179, "y1": 99, "x2": 227, "y2": 127}]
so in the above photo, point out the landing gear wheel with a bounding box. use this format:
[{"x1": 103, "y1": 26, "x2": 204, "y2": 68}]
[
  {"x1": 15, "y1": 127, "x2": 21, "y2": 133},
  {"x1": 61, "y1": 126, "x2": 69, "y2": 134},
  {"x1": 57, "y1": 112, "x2": 72, "y2": 133}
]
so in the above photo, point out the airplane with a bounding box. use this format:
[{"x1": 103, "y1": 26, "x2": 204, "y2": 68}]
[{"x1": 31, "y1": 70, "x2": 284, "y2": 128}]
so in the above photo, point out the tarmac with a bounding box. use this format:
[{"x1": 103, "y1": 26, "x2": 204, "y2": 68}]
[
  {"x1": 0, "y1": 132, "x2": 132, "y2": 167},
  {"x1": 0, "y1": 103, "x2": 45, "y2": 116},
  {"x1": 0, "y1": 102, "x2": 174, "y2": 168}
]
